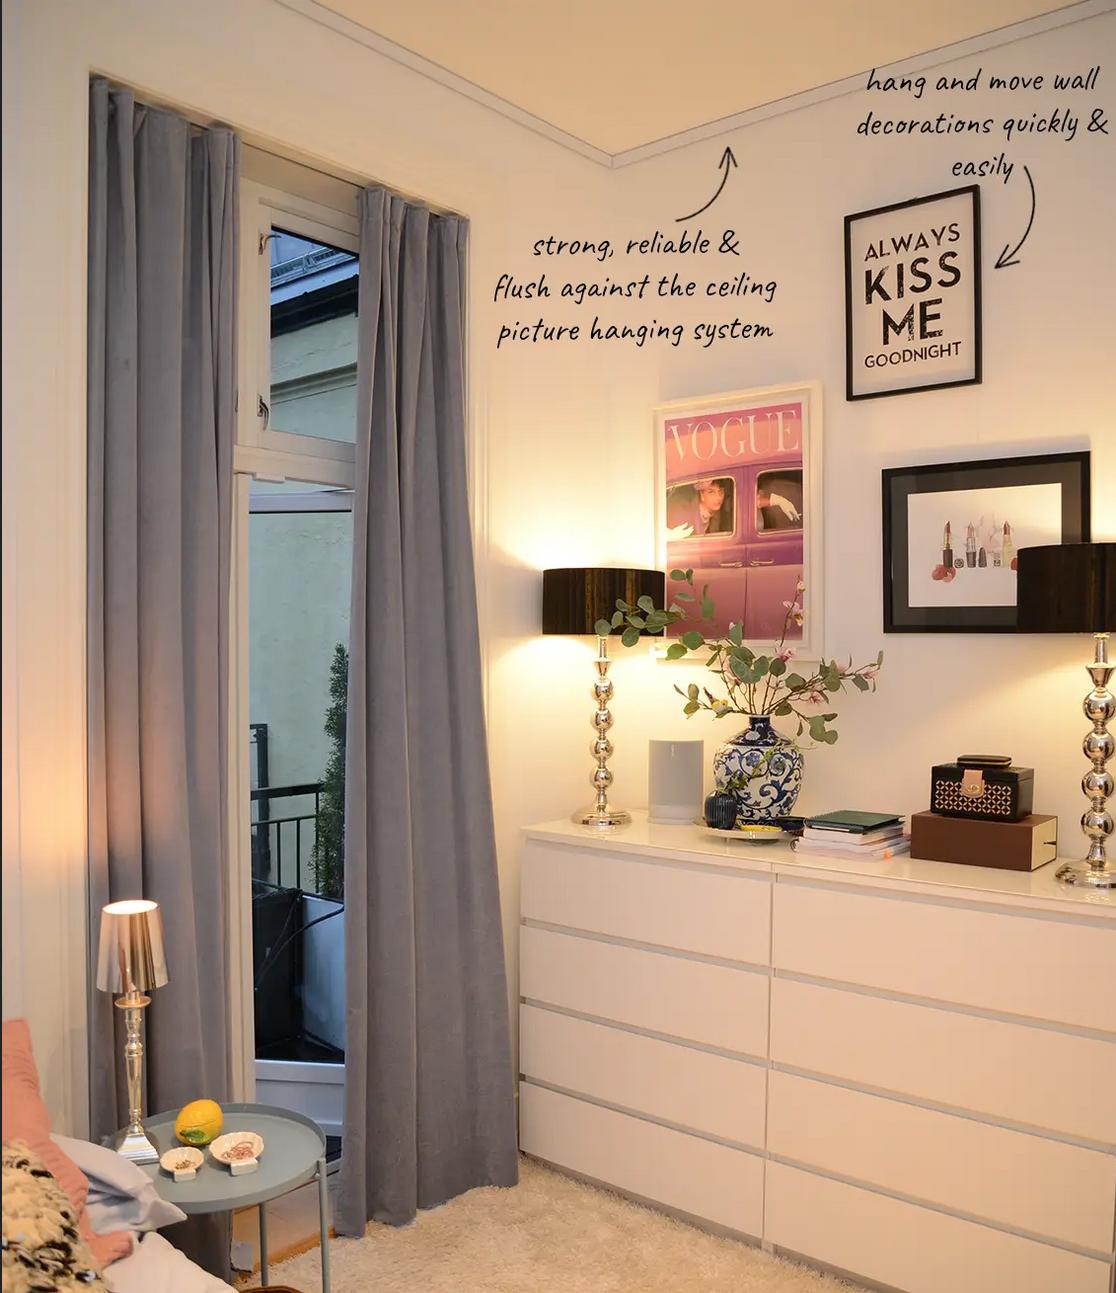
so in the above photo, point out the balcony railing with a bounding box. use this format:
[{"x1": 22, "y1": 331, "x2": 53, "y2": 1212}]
[{"x1": 251, "y1": 781, "x2": 321, "y2": 891}]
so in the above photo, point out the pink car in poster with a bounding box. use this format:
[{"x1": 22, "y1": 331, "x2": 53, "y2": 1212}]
[{"x1": 661, "y1": 396, "x2": 809, "y2": 643}]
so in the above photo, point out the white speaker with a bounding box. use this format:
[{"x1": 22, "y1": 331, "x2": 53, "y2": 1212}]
[{"x1": 647, "y1": 739, "x2": 704, "y2": 824}]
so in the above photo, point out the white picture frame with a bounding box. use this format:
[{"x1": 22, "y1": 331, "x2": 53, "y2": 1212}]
[{"x1": 653, "y1": 381, "x2": 825, "y2": 660}]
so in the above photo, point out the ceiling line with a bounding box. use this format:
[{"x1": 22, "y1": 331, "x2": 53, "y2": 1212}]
[
  {"x1": 272, "y1": 0, "x2": 612, "y2": 166},
  {"x1": 272, "y1": 0, "x2": 1114, "y2": 169},
  {"x1": 612, "y1": 0, "x2": 1114, "y2": 167}
]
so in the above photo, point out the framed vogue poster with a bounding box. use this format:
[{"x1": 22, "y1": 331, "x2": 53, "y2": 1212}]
[
  {"x1": 655, "y1": 382, "x2": 824, "y2": 659},
  {"x1": 845, "y1": 185, "x2": 981, "y2": 400},
  {"x1": 882, "y1": 451, "x2": 1090, "y2": 632}
]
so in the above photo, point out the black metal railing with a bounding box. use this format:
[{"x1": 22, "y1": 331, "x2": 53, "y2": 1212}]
[{"x1": 251, "y1": 782, "x2": 322, "y2": 891}]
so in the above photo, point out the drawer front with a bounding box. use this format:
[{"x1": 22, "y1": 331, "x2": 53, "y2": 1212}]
[
  {"x1": 773, "y1": 881, "x2": 1116, "y2": 1034},
  {"x1": 766, "y1": 1162, "x2": 1111, "y2": 1293},
  {"x1": 520, "y1": 1004, "x2": 766, "y2": 1149},
  {"x1": 770, "y1": 977, "x2": 1116, "y2": 1146},
  {"x1": 522, "y1": 841, "x2": 770, "y2": 964},
  {"x1": 768, "y1": 1070, "x2": 1116, "y2": 1253},
  {"x1": 521, "y1": 925, "x2": 768, "y2": 1056},
  {"x1": 520, "y1": 1082, "x2": 764, "y2": 1237}
]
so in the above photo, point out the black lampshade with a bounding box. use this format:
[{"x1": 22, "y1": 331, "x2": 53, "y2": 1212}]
[
  {"x1": 542, "y1": 567, "x2": 666, "y2": 635},
  {"x1": 1016, "y1": 542, "x2": 1116, "y2": 633}
]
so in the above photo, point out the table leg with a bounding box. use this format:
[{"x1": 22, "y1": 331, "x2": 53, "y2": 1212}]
[
  {"x1": 317, "y1": 1157, "x2": 331, "y2": 1293},
  {"x1": 258, "y1": 1201, "x2": 269, "y2": 1286}
]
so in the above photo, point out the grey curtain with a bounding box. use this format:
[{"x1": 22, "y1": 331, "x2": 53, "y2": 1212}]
[
  {"x1": 87, "y1": 79, "x2": 237, "y2": 1275},
  {"x1": 337, "y1": 187, "x2": 518, "y2": 1234}
]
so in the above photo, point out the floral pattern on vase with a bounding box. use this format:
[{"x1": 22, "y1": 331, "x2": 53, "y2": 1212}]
[{"x1": 712, "y1": 714, "x2": 803, "y2": 825}]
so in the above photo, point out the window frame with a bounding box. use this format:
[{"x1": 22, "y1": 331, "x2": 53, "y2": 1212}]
[{"x1": 228, "y1": 179, "x2": 360, "y2": 1103}]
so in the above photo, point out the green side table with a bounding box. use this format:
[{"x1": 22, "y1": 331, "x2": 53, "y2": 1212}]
[{"x1": 132, "y1": 1102, "x2": 331, "y2": 1292}]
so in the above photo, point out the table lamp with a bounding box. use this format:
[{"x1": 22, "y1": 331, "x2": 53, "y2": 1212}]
[
  {"x1": 96, "y1": 899, "x2": 169, "y2": 1162},
  {"x1": 543, "y1": 567, "x2": 666, "y2": 829},
  {"x1": 1016, "y1": 542, "x2": 1115, "y2": 888}
]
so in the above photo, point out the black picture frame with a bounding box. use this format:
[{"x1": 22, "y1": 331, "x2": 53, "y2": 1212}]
[
  {"x1": 845, "y1": 185, "x2": 982, "y2": 401},
  {"x1": 882, "y1": 451, "x2": 1091, "y2": 632}
]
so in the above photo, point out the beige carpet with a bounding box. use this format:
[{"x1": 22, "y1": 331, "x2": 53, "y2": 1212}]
[{"x1": 271, "y1": 1156, "x2": 858, "y2": 1292}]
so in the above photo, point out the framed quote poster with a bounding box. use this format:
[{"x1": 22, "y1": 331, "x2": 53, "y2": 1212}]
[
  {"x1": 654, "y1": 382, "x2": 824, "y2": 659},
  {"x1": 845, "y1": 185, "x2": 981, "y2": 400},
  {"x1": 882, "y1": 451, "x2": 1090, "y2": 632}
]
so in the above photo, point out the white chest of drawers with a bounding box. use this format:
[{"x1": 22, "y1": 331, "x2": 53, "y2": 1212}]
[{"x1": 518, "y1": 816, "x2": 1116, "y2": 1293}]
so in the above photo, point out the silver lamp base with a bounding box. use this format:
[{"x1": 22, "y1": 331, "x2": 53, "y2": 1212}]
[
  {"x1": 573, "y1": 802, "x2": 632, "y2": 829},
  {"x1": 115, "y1": 1125, "x2": 159, "y2": 1164},
  {"x1": 1055, "y1": 860, "x2": 1116, "y2": 889}
]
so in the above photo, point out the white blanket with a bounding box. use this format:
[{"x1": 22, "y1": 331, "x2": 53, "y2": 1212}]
[{"x1": 102, "y1": 1231, "x2": 234, "y2": 1293}]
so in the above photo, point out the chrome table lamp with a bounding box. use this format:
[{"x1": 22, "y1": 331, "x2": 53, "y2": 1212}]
[
  {"x1": 543, "y1": 567, "x2": 666, "y2": 829},
  {"x1": 96, "y1": 899, "x2": 169, "y2": 1162},
  {"x1": 1016, "y1": 542, "x2": 1116, "y2": 888}
]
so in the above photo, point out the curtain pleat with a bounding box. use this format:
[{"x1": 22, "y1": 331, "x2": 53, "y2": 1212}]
[
  {"x1": 337, "y1": 188, "x2": 518, "y2": 1234},
  {"x1": 86, "y1": 78, "x2": 238, "y2": 1278}
]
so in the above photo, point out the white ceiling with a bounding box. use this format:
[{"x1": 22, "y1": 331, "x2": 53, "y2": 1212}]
[{"x1": 310, "y1": 0, "x2": 1081, "y2": 155}]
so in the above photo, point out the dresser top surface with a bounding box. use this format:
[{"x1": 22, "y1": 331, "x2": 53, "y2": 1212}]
[{"x1": 522, "y1": 814, "x2": 1116, "y2": 919}]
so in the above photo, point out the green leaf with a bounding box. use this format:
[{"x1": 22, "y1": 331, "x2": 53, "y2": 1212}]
[
  {"x1": 668, "y1": 603, "x2": 682, "y2": 614},
  {"x1": 774, "y1": 701, "x2": 793, "y2": 716},
  {"x1": 752, "y1": 656, "x2": 771, "y2": 678},
  {"x1": 681, "y1": 630, "x2": 705, "y2": 650},
  {"x1": 785, "y1": 672, "x2": 806, "y2": 689},
  {"x1": 769, "y1": 657, "x2": 787, "y2": 677},
  {"x1": 628, "y1": 614, "x2": 646, "y2": 629},
  {"x1": 685, "y1": 568, "x2": 694, "y2": 582},
  {"x1": 687, "y1": 683, "x2": 700, "y2": 700},
  {"x1": 674, "y1": 591, "x2": 695, "y2": 602},
  {"x1": 665, "y1": 642, "x2": 687, "y2": 661},
  {"x1": 822, "y1": 730, "x2": 839, "y2": 744},
  {"x1": 637, "y1": 594, "x2": 655, "y2": 613},
  {"x1": 594, "y1": 618, "x2": 612, "y2": 637},
  {"x1": 701, "y1": 598, "x2": 715, "y2": 620},
  {"x1": 669, "y1": 569, "x2": 687, "y2": 581},
  {"x1": 728, "y1": 622, "x2": 743, "y2": 647},
  {"x1": 611, "y1": 610, "x2": 624, "y2": 628},
  {"x1": 852, "y1": 673, "x2": 869, "y2": 691},
  {"x1": 616, "y1": 599, "x2": 631, "y2": 613},
  {"x1": 621, "y1": 626, "x2": 640, "y2": 648},
  {"x1": 732, "y1": 645, "x2": 755, "y2": 666},
  {"x1": 730, "y1": 657, "x2": 757, "y2": 684},
  {"x1": 683, "y1": 700, "x2": 700, "y2": 716},
  {"x1": 877, "y1": 649, "x2": 885, "y2": 666},
  {"x1": 674, "y1": 683, "x2": 688, "y2": 697}
]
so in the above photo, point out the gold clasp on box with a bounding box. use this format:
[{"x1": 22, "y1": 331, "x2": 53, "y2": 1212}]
[{"x1": 960, "y1": 768, "x2": 986, "y2": 799}]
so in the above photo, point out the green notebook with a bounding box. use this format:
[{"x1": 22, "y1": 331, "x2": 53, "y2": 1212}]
[{"x1": 805, "y1": 810, "x2": 904, "y2": 833}]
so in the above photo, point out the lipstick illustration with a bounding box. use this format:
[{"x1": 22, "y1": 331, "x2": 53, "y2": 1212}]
[
  {"x1": 978, "y1": 546, "x2": 987, "y2": 567},
  {"x1": 942, "y1": 521, "x2": 953, "y2": 568},
  {"x1": 965, "y1": 523, "x2": 977, "y2": 568},
  {"x1": 1002, "y1": 522, "x2": 1014, "y2": 564}
]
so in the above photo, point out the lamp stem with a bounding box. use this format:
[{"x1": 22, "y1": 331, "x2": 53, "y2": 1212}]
[
  {"x1": 572, "y1": 636, "x2": 631, "y2": 829},
  {"x1": 1058, "y1": 632, "x2": 1115, "y2": 888},
  {"x1": 114, "y1": 990, "x2": 158, "y2": 1163}
]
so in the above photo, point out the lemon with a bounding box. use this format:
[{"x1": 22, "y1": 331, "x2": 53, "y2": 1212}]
[{"x1": 175, "y1": 1099, "x2": 223, "y2": 1146}]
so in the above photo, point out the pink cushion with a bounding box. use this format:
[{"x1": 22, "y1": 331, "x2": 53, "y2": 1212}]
[{"x1": 2, "y1": 1017, "x2": 132, "y2": 1267}]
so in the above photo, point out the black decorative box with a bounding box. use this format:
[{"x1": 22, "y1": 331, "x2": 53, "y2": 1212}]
[{"x1": 930, "y1": 754, "x2": 1034, "y2": 823}]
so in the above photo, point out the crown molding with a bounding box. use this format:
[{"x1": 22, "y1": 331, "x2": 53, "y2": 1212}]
[{"x1": 274, "y1": 0, "x2": 1114, "y2": 170}]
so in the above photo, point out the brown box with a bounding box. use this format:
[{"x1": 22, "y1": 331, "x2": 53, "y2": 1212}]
[{"x1": 910, "y1": 810, "x2": 1058, "y2": 872}]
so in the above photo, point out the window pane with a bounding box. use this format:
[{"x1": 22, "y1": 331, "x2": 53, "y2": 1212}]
[
  {"x1": 664, "y1": 476, "x2": 735, "y2": 539},
  {"x1": 249, "y1": 485, "x2": 351, "y2": 1067},
  {"x1": 269, "y1": 227, "x2": 358, "y2": 444},
  {"x1": 755, "y1": 469, "x2": 803, "y2": 532}
]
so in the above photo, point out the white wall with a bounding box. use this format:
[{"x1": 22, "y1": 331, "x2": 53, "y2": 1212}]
[
  {"x1": 3, "y1": 0, "x2": 1113, "y2": 1131},
  {"x1": 497, "y1": 9, "x2": 1116, "y2": 862},
  {"x1": 1, "y1": 0, "x2": 612, "y2": 1130}
]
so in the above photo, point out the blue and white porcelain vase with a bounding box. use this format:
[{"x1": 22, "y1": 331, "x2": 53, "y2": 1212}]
[{"x1": 712, "y1": 715, "x2": 803, "y2": 825}]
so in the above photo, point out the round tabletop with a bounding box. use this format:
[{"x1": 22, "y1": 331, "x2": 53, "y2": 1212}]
[{"x1": 136, "y1": 1103, "x2": 327, "y2": 1214}]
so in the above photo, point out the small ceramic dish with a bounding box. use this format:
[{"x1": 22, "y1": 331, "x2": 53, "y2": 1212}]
[
  {"x1": 702, "y1": 824, "x2": 792, "y2": 843},
  {"x1": 209, "y1": 1131, "x2": 265, "y2": 1175},
  {"x1": 159, "y1": 1146, "x2": 203, "y2": 1182}
]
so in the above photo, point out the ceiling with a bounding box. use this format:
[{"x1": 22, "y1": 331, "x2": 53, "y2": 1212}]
[{"x1": 310, "y1": 0, "x2": 1081, "y2": 155}]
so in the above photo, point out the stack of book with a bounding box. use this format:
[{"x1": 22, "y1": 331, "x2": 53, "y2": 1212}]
[{"x1": 793, "y1": 810, "x2": 910, "y2": 861}]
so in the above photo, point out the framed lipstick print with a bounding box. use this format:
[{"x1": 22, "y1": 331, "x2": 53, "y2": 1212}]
[
  {"x1": 655, "y1": 381, "x2": 825, "y2": 659},
  {"x1": 882, "y1": 451, "x2": 1090, "y2": 632},
  {"x1": 845, "y1": 185, "x2": 981, "y2": 400}
]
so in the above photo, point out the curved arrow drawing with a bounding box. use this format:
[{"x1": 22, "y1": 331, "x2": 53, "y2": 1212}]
[
  {"x1": 994, "y1": 165, "x2": 1036, "y2": 269},
  {"x1": 675, "y1": 147, "x2": 738, "y2": 223}
]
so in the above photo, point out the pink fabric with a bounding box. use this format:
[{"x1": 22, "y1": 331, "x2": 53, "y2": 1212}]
[{"x1": 2, "y1": 1017, "x2": 132, "y2": 1267}]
